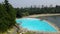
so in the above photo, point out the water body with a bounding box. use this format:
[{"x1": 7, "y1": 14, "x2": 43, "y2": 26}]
[
  {"x1": 16, "y1": 18, "x2": 57, "y2": 32},
  {"x1": 39, "y1": 15, "x2": 60, "y2": 28}
]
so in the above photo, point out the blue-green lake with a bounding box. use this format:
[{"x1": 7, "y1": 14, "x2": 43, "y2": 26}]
[{"x1": 16, "y1": 18, "x2": 57, "y2": 32}]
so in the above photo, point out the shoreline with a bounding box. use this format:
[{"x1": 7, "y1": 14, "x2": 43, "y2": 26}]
[
  {"x1": 45, "y1": 20, "x2": 59, "y2": 32},
  {"x1": 16, "y1": 14, "x2": 60, "y2": 34},
  {"x1": 25, "y1": 14, "x2": 60, "y2": 18}
]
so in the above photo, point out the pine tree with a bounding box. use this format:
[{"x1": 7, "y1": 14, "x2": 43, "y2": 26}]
[
  {"x1": 4, "y1": 0, "x2": 16, "y2": 28},
  {"x1": 0, "y1": 0, "x2": 16, "y2": 32}
]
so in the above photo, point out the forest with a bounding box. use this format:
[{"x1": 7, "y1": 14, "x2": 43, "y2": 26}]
[{"x1": 15, "y1": 5, "x2": 60, "y2": 18}]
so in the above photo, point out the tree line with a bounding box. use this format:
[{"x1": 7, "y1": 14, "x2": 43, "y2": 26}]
[{"x1": 15, "y1": 5, "x2": 60, "y2": 18}]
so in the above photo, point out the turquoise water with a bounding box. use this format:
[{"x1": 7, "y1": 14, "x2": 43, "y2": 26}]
[{"x1": 16, "y1": 18, "x2": 57, "y2": 32}]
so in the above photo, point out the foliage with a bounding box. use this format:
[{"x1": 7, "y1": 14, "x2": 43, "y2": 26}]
[
  {"x1": 0, "y1": 0, "x2": 16, "y2": 32},
  {"x1": 15, "y1": 5, "x2": 60, "y2": 18}
]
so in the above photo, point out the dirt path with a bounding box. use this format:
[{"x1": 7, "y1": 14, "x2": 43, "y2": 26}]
[{"x1": 25, "y1": 14, "x2": 60, "y2": 18}]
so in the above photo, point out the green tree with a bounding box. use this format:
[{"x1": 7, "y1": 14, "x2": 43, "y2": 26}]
[{"x1": 0, "y1": 0, "x2": 16, "y2": 33}]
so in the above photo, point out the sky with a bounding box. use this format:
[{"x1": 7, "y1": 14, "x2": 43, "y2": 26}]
[{"x1": 0, "y1": 0, "x2": 60, "y2": 8}]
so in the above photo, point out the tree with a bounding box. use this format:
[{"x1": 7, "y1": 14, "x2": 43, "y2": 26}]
[{"x1": 0, "y1": 0, "x2": 16, "y2": 33}]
